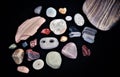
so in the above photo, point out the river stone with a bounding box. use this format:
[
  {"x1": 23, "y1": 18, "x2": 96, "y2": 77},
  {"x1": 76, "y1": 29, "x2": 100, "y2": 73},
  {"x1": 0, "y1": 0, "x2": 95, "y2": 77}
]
[
  {"x1": 32, "y1": 59, "x2": 44, "y2": 70},
  {"x1": 82, "y1": 0, "x2": 120, "y2": 31},
  {"x1": 46, "y1": 51, "x2": 62, "y2": 69},
  {"x1": 40, "y1": 37, "x2": 59, "y2": 49},
  {"x1": 12, "y1": 48, "x2": 24, "y2": 64},
  {"x1": 60, "y1": 36, "x2": 68, "y2": 42},
  {"x1": 65, "y1": 16, "x2": 72, "y2": 21},
  {"x1": 34, "y1": 6, "x2": 42, "y2": 14},
  {"x1": 74, "y1": 13, "x2": 85, "y2": 26},
  {"x1": 17, "y1": 66, "x2": 29, "y2": 73},
  {"x1": 9, "y1": 43, "x2": 17, "y2": 49},
  {"x1": 62, "y1": 42, "x2": 77, "y2": 59},
  {"x1": 46, "y1": 7, "x2": 57, "y2": 17},
  {"x1": 50, "y1": 19, "x2": 67, "y2": 35}
]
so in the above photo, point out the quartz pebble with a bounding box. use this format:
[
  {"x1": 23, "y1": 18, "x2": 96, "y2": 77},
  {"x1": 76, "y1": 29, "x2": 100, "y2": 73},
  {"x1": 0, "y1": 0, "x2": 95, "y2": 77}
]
[
  {"x1": 22, "y1": 41, "x2": 28, "y2": 48},
  {"x1": 17, "y1": 66, "x2": 29, "y2": 73},
  {"x1": 50, "y1": 19, "x2": 67, "y2": 35},
  {"x1": 59, "y1": 8, "x2": 67, "y2": 14},
  {"x1": 32, "y1": 59, "x2": 44, "y2": 70},
  {"x1": 46, "y1": 51, "x2": 62, "y2": 69},
  {"x1": 60, "y1": 36, "x2": 68, "y2": 42},
  {"x1": 30, "y1": 39, "x2": 37, "y2": 48},
  {"x1": 34, "y1": 6, "x2": 42, "y2": 14},
  {"x1": 40, "y1": 37, "x2": 59, "y2": 49},
  {"x1": 46, "y1": 7, "x2": 57, "y2": 17},
  {"x1": 9, "y1": 43, "x2": 17, "y2": 49},
  {"x1": 65, "y1": 16, "x2": 72, "y2": 21},
  {"x1": 62, "y1": 42, "x2": 77, "y2": 59},
  {"x1": 12, "y1": 48, "x2": 24, "y2": 64},
  {"x1": 82, "y1": 45, "x2": 91, "y2": 56},
  {"x1": 41, "y1": 28, "x2": 51, "y2": 35},
  {"x1": 26, "y1": 49, "x2": 40, "y2": 61},
  {"x1": 74, "y1": 13, "x2": 85, "y2": 26}
]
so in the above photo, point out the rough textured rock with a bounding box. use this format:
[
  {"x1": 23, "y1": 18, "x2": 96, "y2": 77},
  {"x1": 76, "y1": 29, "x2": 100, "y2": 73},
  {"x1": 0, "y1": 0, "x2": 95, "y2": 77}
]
[
  {"x1": 82, "y1": 0, "x2": 120, "y2": 31},
  {"x1": 46, "y1": 51, "x2": 62, "y2": 69},
  {"x1": 15, "y1": 16, "x2": 46, "y2": 43}
]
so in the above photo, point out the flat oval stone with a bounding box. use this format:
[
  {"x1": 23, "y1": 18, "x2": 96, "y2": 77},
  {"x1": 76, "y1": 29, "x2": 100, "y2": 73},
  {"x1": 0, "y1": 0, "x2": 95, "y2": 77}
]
[
  {"x1": 74, "y1": 13, "x2": 85, "y2": 26},
  {"x1": 32, "y1": 59, "x2": 44, "y2": 70},
  {"x1": 40, "y1": 37, "x2": 59, "y2": 49},
  {"x1": 46, "y1": 7, "x2": 57, "y2": 17},
  {"x1": 62, "y1": 42, "x2": 77, "y2": 59},
  {"x1": 17, "y1": 66, "x2": 29, "y2": 73},
  {"x1": 12, "y1": 48, "x2": 24, "y2": 64},
  {"x1": 60, "y1": 36, "x2": 68, "y2": 42},
  {"x1": 34, "y1": 6, "x2": 42, "y2": 14},
  {"x1": 65, "y1": 16, "x2": 72, "y2": 21},
  {"x1": 50, "y1": 19, "x2": 67, "y2": 35},
  {"x1": 46, "y1": 51, "x2": 62, "y2": 69}
]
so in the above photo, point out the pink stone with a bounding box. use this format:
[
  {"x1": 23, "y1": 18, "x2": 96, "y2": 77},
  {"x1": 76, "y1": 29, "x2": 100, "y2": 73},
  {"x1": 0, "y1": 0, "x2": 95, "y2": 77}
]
[
  {"x1": 17, "y1": 66, "x2": 29, "y2": 73},
  {"x1": 62, "y1": 42, "x2": 77, "y2": 59},
  {"x1": 15, "y1": 16, "x2": 46, "y2": 43},
  {"x1": 26, "y1": 49, "x2": 40, "y2": 61},
  {"x1": 82, "y1": 45, "x2": 91, "y2": 56},
  {"x1": 30, "y1": 39, "x2": 37, "y2": 48},
  {"x1": 41, "y1": 28, "x2": 51, "y2": 35}
]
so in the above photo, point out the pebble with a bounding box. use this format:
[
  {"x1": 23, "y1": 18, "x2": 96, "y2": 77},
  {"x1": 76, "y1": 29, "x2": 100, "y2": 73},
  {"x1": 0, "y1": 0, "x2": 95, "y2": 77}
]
[
  {"x1": 50, "y1": 19, "x2": 67, "y2": 35},
  {"x1": 40, "y1": 37, "x2": 59, "y2": 49},
  {"x1": 26, "y1": 49, "x2": 40, "y2": 61},
  {"x1": 41, "y1": 28, "x2": 51, "y2": 35},
  {"x1": 62, "y1": 42, "x2": 77, "y2": 59},
  {"x1": 65, "y1": 16, "x2": 72, "y2": 21},
  {"x1": 82, "y1": 45, "x2": 91, "y2": 56},
  {"x1": 58, "y1": 7, "x2": 67, "y2": 14},
  {"x1": 12, "y1": 48, "x2": 24, "y2": 64},
  {"x1": 60, "y1": 36, "x2": 68, "y2": 42},
  {"x1": 34, "y1": 6, "x2": 42, "y2": 14},
  {"x1": 30, "y1": 39, "x2": 37, "y2": 48},
  {"x1": 46, "y1": 51, "x2": 62, "y2": 69},
  {"x1": 22, "y1": 41, "x2": 28, "y2": 48},
  {"x1": 32, "y1": 59, "x2": 44, "y2": 70},
  {"x1": 46, "y1": 7, "x2": 57, "y2": 17},
  {"x1": 9, "y1": 43, "x2": 17, "y2": 49},
  {"x1": 74, "y1": 13, "x2": 85, "y2": 26},
  {"x1": 17, "y1": 66, "x2": 29, "y2": 73}
]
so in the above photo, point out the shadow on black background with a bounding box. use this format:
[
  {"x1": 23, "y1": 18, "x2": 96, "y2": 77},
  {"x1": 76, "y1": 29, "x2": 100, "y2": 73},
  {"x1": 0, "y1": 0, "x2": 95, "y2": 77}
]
[{"x1": 1, "y1": 0, "x2": 120, "y2": 77}]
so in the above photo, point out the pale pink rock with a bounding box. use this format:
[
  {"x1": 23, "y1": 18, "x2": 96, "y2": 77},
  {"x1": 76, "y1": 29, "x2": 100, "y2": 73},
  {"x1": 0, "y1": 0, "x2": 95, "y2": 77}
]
[
  {"x1": 17, "y1": 66, "x2": 29, "y2": 73},
  {"x1": 30, "y1": 39, "x2": 37, "y2": 48},
  {"x1": 15, "y1": 16, "x2": 46, "y2": 43},
  {"x1": 61, "y1": 42, "x2": 77, "y2": 59}
]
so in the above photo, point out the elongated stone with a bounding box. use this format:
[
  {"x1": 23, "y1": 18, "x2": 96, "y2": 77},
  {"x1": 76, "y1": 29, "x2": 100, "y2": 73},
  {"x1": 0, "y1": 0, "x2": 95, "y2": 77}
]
[
  {"x1": 17, "y1": 66, "x2": 29, "y2": 73},
  {"x1": 82, "y1": 0, "x2": 120, "y2": 31},
  {"x1": 62, "y1": 42, "x2": 77, "y2": 59},
  {"x1": 15, "y1": 16, "x2": 46, "y2": 43},
  {"x1": 22, "y1": 41, "x2": 28, "y2": 48},
  {"x1": 12, "y1": 48, "x2": 24, "y2": 64},
  {"x1": 26, "y1": 49, "x2": 40, "y2": 61},
  {"x1": 46, "y1": 7, "x2": 57, "y2": 17},
  {"x1": 46, "y1": 51, "x2": 62, "y2": 69},
  {"x1": 40, "y1": 37, "x2": 59, "y2": 49},
  {"x1": 9, "y1": 43, "x2": 17, "y2": 49},
  {"x1": 50, "y1": 19, "x2": 67, "y2": 35},
  {"x1": 82, "y1": 45, "x2": 91, "y2": 56}
]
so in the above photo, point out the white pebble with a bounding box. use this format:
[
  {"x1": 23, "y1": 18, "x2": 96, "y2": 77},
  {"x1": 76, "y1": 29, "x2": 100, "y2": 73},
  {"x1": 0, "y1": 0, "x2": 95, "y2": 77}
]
[
  {"x1": 32, "y1": 59, "x2": 44, "y2": 70},
  {"x1": 34, "y1": 6, "x2": 42, "y2": 14},
  {"x1": 65, "y1": 16, "x2": 72, "y2": 21},
  {"x1": 46, "y1": 7, "x2": 57, "y2": 17}
]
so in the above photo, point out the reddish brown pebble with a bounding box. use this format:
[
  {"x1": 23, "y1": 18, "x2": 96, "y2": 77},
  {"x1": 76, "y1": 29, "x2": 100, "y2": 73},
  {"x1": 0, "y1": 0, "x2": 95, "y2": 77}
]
[
  {"x1": 82, "y1": 45, "x2": 91, "y2": 56},
  {"x1": 41, "y1": 28, "x2": 51, "y2": 35},
  {"x1": 17, "y1": 66, "x2": 29, "y2": 73}
]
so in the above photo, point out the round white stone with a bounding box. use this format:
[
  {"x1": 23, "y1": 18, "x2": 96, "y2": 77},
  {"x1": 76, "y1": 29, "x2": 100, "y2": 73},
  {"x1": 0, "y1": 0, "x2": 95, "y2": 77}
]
[
  {"x1": 50, "y1": 19, "x2": 67, "y2": 35},
  {"x1": 46, "y1": 7, "x2": 57, "y2": 17},
  {"x1": 65, "y1": 16, "x2": 72, "y2": 21},
  {"x1": 32, "y1": 59, "x2": 44, "y2": 70},
  {"x1": 46, "y1": 51, "x2": 62, "y2": 69},
  {"x1": 34, "y1": 6, "x2": 42, "y2": 14},
  {"x1": 74, "y1": 13, "x2": 85, "y2": 26}
]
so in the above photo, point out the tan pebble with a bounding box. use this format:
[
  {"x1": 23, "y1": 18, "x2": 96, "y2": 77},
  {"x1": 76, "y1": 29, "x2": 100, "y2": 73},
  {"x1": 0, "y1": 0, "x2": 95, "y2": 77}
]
[
  {"x1": 60, "y1": 36, "x2": 68, "y2": 42},
  {"x1": 59, "y1": 8, "x2": 67, "y2": 14},
  {"x1": 17, "y1": 66, "x2": 29, "y2": 73}
]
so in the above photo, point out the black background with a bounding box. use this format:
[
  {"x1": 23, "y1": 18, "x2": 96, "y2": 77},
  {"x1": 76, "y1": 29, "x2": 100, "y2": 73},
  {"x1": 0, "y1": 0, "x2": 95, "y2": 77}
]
[{"x1": 1, "y1": 0, "x2": 120, "y2": 77}]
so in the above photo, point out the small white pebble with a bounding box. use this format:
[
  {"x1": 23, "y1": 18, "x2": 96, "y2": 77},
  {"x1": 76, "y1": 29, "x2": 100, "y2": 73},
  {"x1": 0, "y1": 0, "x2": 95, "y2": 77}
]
[{"x1": 65, "y1": 16, "x2": 72, "y2": 21}]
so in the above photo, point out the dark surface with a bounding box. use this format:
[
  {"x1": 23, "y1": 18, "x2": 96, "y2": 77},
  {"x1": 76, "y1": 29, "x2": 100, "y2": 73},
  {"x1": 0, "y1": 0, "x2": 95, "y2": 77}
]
[{"x1": 1, "y1": 0, "x2": 120, "y2": 77}]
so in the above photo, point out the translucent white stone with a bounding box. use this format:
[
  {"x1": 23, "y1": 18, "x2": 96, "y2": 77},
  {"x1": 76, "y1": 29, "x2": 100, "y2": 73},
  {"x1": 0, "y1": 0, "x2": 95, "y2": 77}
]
[
  {"x1": 32, "y1": 59, "x2": 44, "y2": 70},
  {"x1": 74, "y1": 13, "x2": 85, "y2": 26},
  {"x1": 65, "y1": 16, "x2": 72, "y2": 21},
  {"x1": 34, "y1": 6, "x2": 42, "y2": 14},
  {"x1": 40, "y1": 37, "x2": 59, "y2": 49},
  {"x1": 46, "y1": 51, "x2": 62, "y2": 69},
  {"x1": 46, "y1": 7, "x2": 57, "y2": 17},
  {"x1": 50, "y1": 19, "x2": 67, "y2": 35}
]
